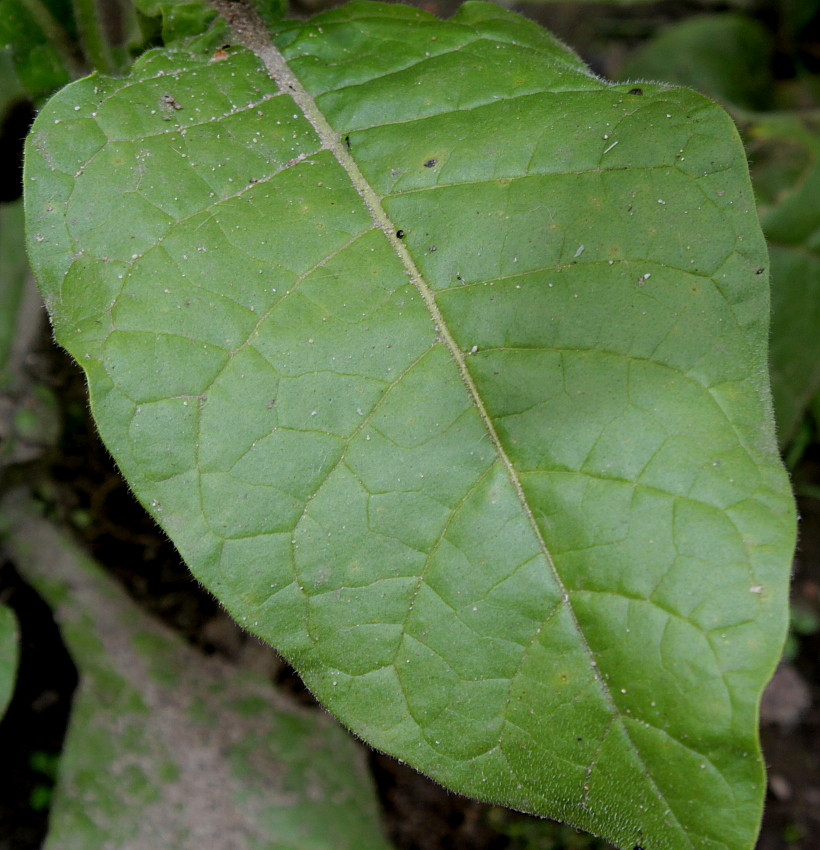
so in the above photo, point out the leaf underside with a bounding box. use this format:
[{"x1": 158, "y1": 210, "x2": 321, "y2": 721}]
[{"x1": 25, "y1": 3, "x2": 795, "y2": 848}]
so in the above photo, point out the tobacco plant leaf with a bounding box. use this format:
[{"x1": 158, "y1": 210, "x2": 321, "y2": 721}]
[
  {"x1": 616, "y1": 16, "x2": 819, "y2": 446},
  {"x1": 0, "y1": 603, "x2": 19, "y2": 722},
  {"x1": 24, "y1": 3, "x2": 796, "y2": 848},
  {"x1": 2, "y1": 492, "x2": 392, "y2": 850}
]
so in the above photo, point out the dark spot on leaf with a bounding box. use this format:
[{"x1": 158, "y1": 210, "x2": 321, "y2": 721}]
[
  {"x1": 423, "y1": 158, "x2": 437, "y2": 168},
  {"x1": 344, "y1": 135, "x2": 351, "y2": 150},
  {"x1": 628, "y1": 87, "x2": 644, "y2": 95},
  {"x1": 396, "y1": 230, "x2": 405, "y2": 239},
  {"x1": 755, "y1": 267, "x2": 764, "y2": 274}
]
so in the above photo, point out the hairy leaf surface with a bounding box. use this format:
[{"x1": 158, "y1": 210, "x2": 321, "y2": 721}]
[
  {"x1": 621, "y1": 25, "x2": 820, "y2": 445},
  {"x1": 24, "y1": 3, "x2": 796, "y2": 847}
]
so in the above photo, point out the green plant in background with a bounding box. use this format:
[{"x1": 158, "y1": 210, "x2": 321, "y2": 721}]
[
  {"x1": 782, "y1": 601, "x2": 820, "y2": 661},
  {"x1": 1, "y1": 0, "x2": 816, "y2": 848},
  {"x1": 27, "y1": 750, "x2": 60, "y2": 812},
  {"x1": 487, "y1": 805, "x2": 610, "y2": 849},
  {"x1": 0, "y1": 604, "x2": 19, "y2": 721}
]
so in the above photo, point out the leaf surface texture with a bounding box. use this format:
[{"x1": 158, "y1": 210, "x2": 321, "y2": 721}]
[{"x1": 24, "y1": 4, "x2": 796, "y2": 847}]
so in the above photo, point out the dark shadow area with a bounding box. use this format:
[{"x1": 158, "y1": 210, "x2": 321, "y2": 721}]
[
  {"x1": 0, "y1": 100, "x2": 35, "y2": 204},
  {"x1": 0, "y1": 561, "x2": 78, "y2": 850},
  {"x1": 369, "y1": 749, "x2": 507, "y2": 850}
]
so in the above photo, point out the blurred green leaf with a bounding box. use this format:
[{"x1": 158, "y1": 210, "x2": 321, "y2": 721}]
[
  {"x1": 781, "y1": 0, "x2": 820, "y2": 42},
  {"x1": 790, "y1": 603, "x2": 820, "y2": 636},
  {"x1": 133, "y1": 0, "x2": 228, "y2": 50},
  {"x1": 618, "y1": 14, "x2": 774, "y2": 110},
  {"x1": 487, "y1": 806, "x2": 611, "y2": 849},
  {"x1": 517, "y1": 0, "x2": 658, "y2": 4},
  {"x1": 0, "y1": 49, "x2": 26, "y2": 114},
  {"x1": 0, "y1": 0, "x2": 79, "y2": 98},
  {"x1": 748, "y1": 114, "x2": 820, "y2": 445},
  {"x1": 0, "y1": 201, "x2": 29, "y2": 376},
  {"x1": 12, "y1": 383, "x2": 61, "y2": 446},
  {"x1": 29, "y1": 784, "x2": 54, "y2": 811},
  {"x1": 0, "y1": 603, "x2": 19, "y2": 722},
  {"x1": 30, "y1": 749, "x2": 62, "y2": 777},
  {"x1": 3, "y1": 492, "x2": 393, "y2": 850}
]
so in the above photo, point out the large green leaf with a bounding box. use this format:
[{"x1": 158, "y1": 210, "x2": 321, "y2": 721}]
[
  {"x1": 24, "y1": 2, "x2": 796, "y2": 848},
  {"x1": 2, "y1": 492, "x2": 392, "y2": 850},
  {"x1": 0, "y1": 603, "x2": 19, "y2": 722}
]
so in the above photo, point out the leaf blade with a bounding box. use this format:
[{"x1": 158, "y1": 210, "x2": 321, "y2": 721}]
[{"x1": 24, "y1": 4, "x2": 796, "y2": 848}]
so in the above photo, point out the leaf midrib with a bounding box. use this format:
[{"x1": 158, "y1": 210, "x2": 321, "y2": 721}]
[{"x1": 215, "y1": 2, "x2": 692, "y2": 841}]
